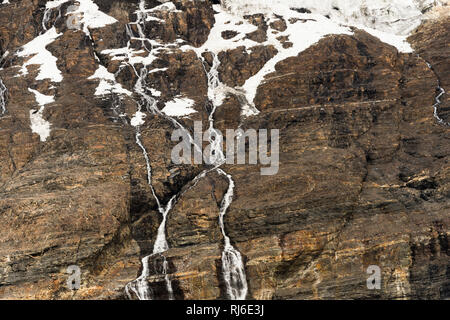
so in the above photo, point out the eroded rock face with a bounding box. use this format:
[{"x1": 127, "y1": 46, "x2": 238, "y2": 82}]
[
  {"x1": 218, "y1": 45, "x2": 278, "y2": 87},
  {"x1": 0, "y1": 0, "x2": 448, "y2": 300}
]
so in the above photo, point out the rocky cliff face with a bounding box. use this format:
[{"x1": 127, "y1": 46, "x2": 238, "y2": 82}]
[{"x1": 0, "y1": 0, "x2": 449, "y2": 300}]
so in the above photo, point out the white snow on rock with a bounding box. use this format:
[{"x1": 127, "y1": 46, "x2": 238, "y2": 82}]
[
  {"x1": 28, "y1": 88, "x2": 55, "y2": 106},
  {"x1": 360, "y1": 27, "x2": 415, "y2": 53},
  {"x1": 219, "y1": 1, "x2": 447, "y2": 55},
  {"x1": 68, "y1": 0, "x2": 118, "y2": 34},
  {"x1": 149, "y1": 67, "x2": 168, "y2": 74},
  {"x1": 88, "y1": 65, "x2": 132, "y2": 96},
  {"x1": 18, "y1": 27, "x2": 63, "y2": 82},
  {"x1": 161, "y1": 97, "x2": 197, "y2": 117},
  {"x1": 28, "y1": 89, "x2": 55, "y2": 142},
  {"x1": 242, "y1": 13, "x2": 352, "y2": 115},
  {"x1": 141, "y1": 0, "x2": 182, "y2": 21},
  {"x1": 98, "y1": 1, "x2": 446, "y2": 119},
  {"x1": 93, "y1": 80, "x2": 132, "y2": 96},
  {"x1": 147, "y1": 1, "x2": 181, "y2": 13},
  {"x1": 183, "y1": 4, "x2": 351, "y2": 115},
  {"x1": 2, "y1": 0, "x2": 10, "y2": 5},
  {"x1": 130, "y1": 111, "x2": 146, "y2": 127},
  {"x1": 46, "y1": 0, "x2": 70, "y2": 9},
  {"x1": 150, "y1": 88, "x2": 162, "y2": 97},
  {"x1": 221, "y1": 0, "x2": 445, "y2": 35},
  {"x1": 179, "y1": 1, "x2": 446, "y2": 116},
  {"x1": 101, "y1": 47, "x2": 160, "y2": 66},
  {"x1": 182, "y1": 6, "x2": 259, "y2": 54},
  {"x1": 88, "y1": 65, "x2": 116, "y2": 81}
]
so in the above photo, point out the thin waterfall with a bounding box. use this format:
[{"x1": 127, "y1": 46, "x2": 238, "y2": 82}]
[
  {"x1": 42, "y1": 1, "x2": 65, "y2": 34},
  {"x1": 0, "y1": 74, "x2": 6, "y2": 116},
  {"x1": 42, "y1": 7, "x2": 53, "y2": 32},
  {"x1": 424, "y1": 60, "x2": 449, "y2": 126},
  {"x1": 109, "y1": 93, "x2": 128, "y2": 124},
  {"x1": 200, "y1": 52, "x2": 249, "y2": 300},
  {"x1": 122, "y1": 0, "x2": 173, "y2": 300},
  {"x1": 124, "y1": 0, "x2": 201, "y2": 300},
  {"x1": 433, "y1": 86, "x2": 447, "y2": 126},
  {"x1": 126, "y1": 113, "x2": 175, "y2": 299},
  {"x1": 1, "y1": 48, "x2": 9, "y2": 116},
  {"x1": 125, "y1": 98, "x2": 175, "y2": 300},
  {"x1": 134, "y1": 125, "x2": 162, "y2": 209},
  {"x1": 125, "y1": 255, "x2": 154, "y2": 300},
  {"x1": 152, "y1": 196, "x2": 176, "y2": 301},
  {"x1": 125, "y1": 146, "x2": 211, "y2": 300},
  {"x1": 205, "y1": 54, "x2": 226, "y2": 165},
  {"x1": 0, "y1": 78, "x2": 6, "y2": 116},
  {"x1": 123, "y1": 1, "x2": 248, "y2": 300},
  {"x1": 135, "y1": 65, "x2": 202, "y2": 155},
  {"x1": 217, "y1": 169, "x2": 248, "y2": 300}
]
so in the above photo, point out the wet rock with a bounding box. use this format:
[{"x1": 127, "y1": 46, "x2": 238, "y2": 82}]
[{"x1": 0, "y1": 0, "x2": 448, "y2": 300}]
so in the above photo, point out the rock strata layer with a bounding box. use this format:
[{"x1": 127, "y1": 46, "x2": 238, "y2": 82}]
[{"x1": 0, "y1": 0, "x2": 448, "y2": 299}]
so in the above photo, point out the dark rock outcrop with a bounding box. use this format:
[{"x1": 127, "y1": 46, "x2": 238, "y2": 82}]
[{"x1": 0, "y1": 0, "x2": 448, "y2": 300}]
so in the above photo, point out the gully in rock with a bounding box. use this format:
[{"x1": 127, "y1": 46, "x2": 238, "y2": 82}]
[
  {"x1": 0, "y1": 58, "x2": 8, "y2": 116},
  {"x1": 199, "y1": 52, "x2": 249, "y2": 300},
  {"x1": 217, "y1": 169, "x2": 248, "y2": 300},
  {"x1": 1, "y1": 49, "x2": 9, "y2": 117},
  {"x1": 125, "y1": 1, "x2": 176, "y2": 300},
  {"x1": 123, "y1": 0, "x2": 203, "y2": 300},
  {"x1": 42, "y1": 1, "x2": 65, "y2": 34},
  {"x1": 0, "y1": 76, "x2": 7, "y2": 116},
  {"x1": 120, "y1": 0, "x2": 174, "y2": 300},
  {"x1": 118, "y1": 0, "x2": 248, "y2": 300},
  {"x1": 127, "y1": 0, "x2": 152, "y2": 52},
  {"x1": 424, "y1": 60, "x2": 449, "y2": 126}
]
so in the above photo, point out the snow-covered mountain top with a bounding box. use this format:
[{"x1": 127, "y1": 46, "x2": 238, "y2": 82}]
[{"x1": 221, "y1": 0, "x2": 447, "y2": 35}]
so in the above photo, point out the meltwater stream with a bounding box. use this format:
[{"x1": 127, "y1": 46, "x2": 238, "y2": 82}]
[
  {"x1": 200, "y1": 52, "x2": 249, "y2": 300},
  {"x1": 42, "y1": 1, "x2": 64, "y2": 33},
  {"x1": 0, "y1": 49, "x2": 9, "y2": 116},
  {"x1": 117, "y1": 0, "x2": 248, "y2": 300},
  {"x1": 125, "y1": 86, "x2": 177, "y2": 300},
  {"x1": 123, "y1": 0, "x2": 175, "y2": 300},
  {"x1": 124, "y1": 0, "x2": 208, "y2": 300},
  {"x1": 216, "y1": 169, "x2": 248, "y2": 300},
  {"x1": 126, "y1": 0, "x2": 152, "y2": 52},
  {"x1": 0, "y1": 74, "x2": 6, "y2": 116},
  {"x1": 425, "y1": 61, "x2": 449, "y2": 126}
]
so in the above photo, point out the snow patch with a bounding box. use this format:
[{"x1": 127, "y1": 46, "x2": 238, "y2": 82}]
[
  {"x1": 146, "y1": 1, "x2": 181, "y2": 13},
  {"x1": 18, "y1": 27, "x2": 63, "y2": 82},
  {"x1": 88, "y1": 65, "x2": 116, "y2": 81},
  {"x1": 46, "y1": 0, "x2": 70, "y2": 9},
  {"x1": 150, "y1": 88, "x2": 162, "y2": 97},
  {"x1": 182, "y1": 6, "x2": 259, "y2": 54},
  {"x1": 88, "y1": 65, "x2": 132, "y2": 96},
  {"x1": 68, "y1": 0, "x2": 118, "y2": 34},
  {"x1": 185, "y1": 5, "x2": 351, "y2": 115},
  {"x1": 94, "y1": 80, "x2": 132, "y2": 96},
  {"x1": 241, "y1": 14, "x2": 352, "y2": 112},
  {"x1": 161, "y1": 97, "x2": 197, "y2": 117},
  {"x1": 221, "y1": 0, "x2": 445, "y2": 35},
  {"x1": 28, "y1": 88, "x2": 55, "y2": 106},
  {"x1": 131, "y1": 111, "x2": 146, "y2": 127},
  {"x1": 101, "y1": 47, "x2": 159, "y2": 66},
  {"x1": 360, "y1": 26, "x2": 414, "y2": 53},
  {"x1": 28, "y1": 89, "x2": 55, "y2": 142}
]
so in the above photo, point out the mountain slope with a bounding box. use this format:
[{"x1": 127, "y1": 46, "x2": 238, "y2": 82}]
[{"x1": 0, "y1": 0, "x2": 448, "y2": 299}]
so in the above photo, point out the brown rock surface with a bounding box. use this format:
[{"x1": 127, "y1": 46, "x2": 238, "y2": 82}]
[{"x1": 0, "y1": 0, "x2": 448, "y2": 300}]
